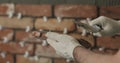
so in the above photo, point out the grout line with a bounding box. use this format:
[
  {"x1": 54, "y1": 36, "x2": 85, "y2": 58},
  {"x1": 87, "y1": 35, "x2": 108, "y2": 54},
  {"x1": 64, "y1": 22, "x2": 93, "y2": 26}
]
[
  {"x1": 12, "y1": 29, "x2": 16, "y2": 41},
  {"x1": 51, "y1": 58, "x2": 54, "y2": 63},
  {"x1": 13, "y1": 54, "x2": 16, "y2": 63},
  {"x1": 31, "y1": 17, "x2": 37, "y2": 31},
  {"x1": 32, "y1": 43, "x2": 36, "y2": 56},
  {"x1": 93, "y1": 36, "x2": 97, "y2": 48},
  {"x1": 97, "y1": 6, "x2": 100, "y2": 17},
  {"x1": 51, "y1": 5, "x2": 55, "y2": 18}
]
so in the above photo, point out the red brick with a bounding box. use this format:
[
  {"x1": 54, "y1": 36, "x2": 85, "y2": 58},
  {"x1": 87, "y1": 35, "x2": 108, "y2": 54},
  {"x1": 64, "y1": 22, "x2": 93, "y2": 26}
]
[
  {"x1": 35, "y1": 18, "x2": 76, "y2": 32},
  {"x1": 0, "y1": 17, "x2": 33, "y2": 29},
  {"x1": 0, "y1": 4, "x2": 14, "y2": 15},
  {"x1": 55, "y1": 5, "x2": 97, "y2": 18},
  {"x1": 96, "y1": 36, "x2": 120, "y2": 49},
  {"x1": 0, "y1": 54, "x2": 14, "y2": 63},
  {"x1": 68, "y1": 33, "x2": 95, "y2": 47},
  {"x1": 35, "y1": 45, "x2": 61, "y2": 58},
  {"x1": 54, "y1": 58, "x2": 77, "y2": 63},
  {"x1": 15, "y1": 4, "x2": 52, "y2": 17},
  {"x1": 15, "y1": 31, "x2": 30, "y2": 41},
  {"x1": 0, "y1": 29, "x2": 13, "y2": 40},
  {"x1": 0, "y1": 4, "x2": 8, "y2": 15},
  {"x1": 15, "y1": 31, "x2": 43, "y2": 43},
  {"x1": 100, "y1": 6, "x2": 120, "y2": 19},
  {"x1": 0, "y1": 42, "x2": 34, "y2": 54},
  {"x1": 16, "y1": 55, "x2": 52, "y2": 63}
]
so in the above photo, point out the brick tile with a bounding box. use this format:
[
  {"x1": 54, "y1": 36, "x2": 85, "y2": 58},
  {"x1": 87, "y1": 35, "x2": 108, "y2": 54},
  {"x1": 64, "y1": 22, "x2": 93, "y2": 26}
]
[
  {"x1": 0, "y1": 4, "x2": 8, "y2": 15},
  {"x1": 0, "y1": 17, "x2": 33, "y2": 29},
  {"x1": 54, "y1": 58, "x2": 77, "y2": 63},
  {"x1": 68, "y1": 33, "x2": 95, "y2": 47},
  {"x1": 15, "y1": 31, "x2": 30, "y2": 41},
  {"x1": 55, "y1": 5, "x2": 97, "y2": 18},
  {"x1": 16, "y1": 55, "x2": 52, "y2": 63},
  {"x1": 0, "y1": 29, "x2": 13, "y2": 41},
  {"x1": 100, "y1": 6, "x2": 120, "y2": 19},
  {"x1": 35, "y1": 45, "x2": 61, "y2": 58},
  {"x1": 0, "y1": 54, "x2": 14, "y2": 63},
  {"x1": 0, "y1": 42, "x2": 34, "y2": 54},
  {"x1": 15, "y1": 31, "x2": 43, "y2": 43},
  {"x1": 15, "y1": 4, "x2": 52, "y2": 17},
  {"x1": 35, "y1": 18, "x2": 76, "y2": 32},
  {"x1": 0, "y1": 4, "x2": 14, "y2": 15},
  {"x1": 96, "y1": 36, "x2": 120, "y2": 49}
]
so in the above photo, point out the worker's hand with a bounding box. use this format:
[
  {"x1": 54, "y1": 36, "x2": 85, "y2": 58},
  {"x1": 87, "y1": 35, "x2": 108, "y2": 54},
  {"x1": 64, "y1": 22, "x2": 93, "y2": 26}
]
[
  {"x1": 46, "y1": 32, "x2": 81, "y2": 59},
  {"x1": 89, "y1": 16, "x2": 120, "y2": 37}
]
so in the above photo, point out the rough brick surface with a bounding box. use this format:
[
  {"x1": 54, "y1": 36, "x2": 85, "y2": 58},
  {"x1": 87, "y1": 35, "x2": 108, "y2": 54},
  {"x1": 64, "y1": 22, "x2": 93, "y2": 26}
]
[
  {"x1": 15, "y1": 31, "x2": 30, "y2": 41},
  {"x1": 96, "y1": 36, "x2": 120, "y2": 49},
  {"x1": 55, "y1": 5, "x2": 97, "y2": 18},
  {"x1": 0, "y1": 4, "x2": 8, "y2": 15},
  {"x1": 0, "y1": 17, "x2": 33, "y2": 29},
  {"x1": 0, "y1": 42, "x2": 34, "y2": 54},
  {"x1": 16, "y1": 55, "x2": 52, "y2": 63},
  {"x1": 15, "y1": 4, "x2": 52, "y2": 17},
  {"x1": 0, "y1": 4, "x2": 15, "y2": 15},
  {"x1": 100, "y1": 6, "x2": 120, "y2": 19},
  {"x1": 35, "y1": 45, "x2": 61, "y2": 58},
  {"x1": 35, "y1": 18, "x2": 76, "y2": 32},
  {"x1": 0, "y1": 29, "x2": 13, "y2": 40},
  {"x1": 0, "y1": 54, "x2": 14, "y2": 63},
  {"x1": 54, "y1": 58, "x2": 77, "y2": 63},
  {"x1": 15, "y1": 31, "x2": 43, "y2": 43},
  {"x1": 69, "y1": 33, "x2": 95, "y2": 47}
]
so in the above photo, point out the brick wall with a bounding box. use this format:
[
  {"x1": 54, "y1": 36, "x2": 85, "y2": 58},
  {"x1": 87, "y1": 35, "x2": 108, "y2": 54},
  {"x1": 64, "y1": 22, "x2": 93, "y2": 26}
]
[{"x1": 0, "y1": 3, "x2": 120, "y2": 63}]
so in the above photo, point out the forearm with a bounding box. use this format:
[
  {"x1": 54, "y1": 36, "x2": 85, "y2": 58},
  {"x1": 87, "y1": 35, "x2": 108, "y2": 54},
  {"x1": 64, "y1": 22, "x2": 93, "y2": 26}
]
[{"x1": 73, "y1": 46, "x2": 117, "y2": 63}]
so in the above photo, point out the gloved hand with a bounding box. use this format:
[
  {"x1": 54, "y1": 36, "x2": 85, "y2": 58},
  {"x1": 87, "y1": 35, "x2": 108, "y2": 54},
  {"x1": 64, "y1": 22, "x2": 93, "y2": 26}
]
[
  {"x1": 89, "y1": 16, "x2": 120, "y2": 37},
  {"x1": 46, "y1": 32, "x2": 81, "y2": 59}
]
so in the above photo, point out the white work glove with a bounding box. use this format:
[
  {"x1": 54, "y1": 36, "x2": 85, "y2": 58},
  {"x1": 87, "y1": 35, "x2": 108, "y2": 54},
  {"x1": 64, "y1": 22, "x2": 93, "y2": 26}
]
[
  {"x1": 46, "y1": 32, "x2": 81, "y2": 59},
  {"x1": 89, "y1": 16, "x2": 120, "y2": 37}
]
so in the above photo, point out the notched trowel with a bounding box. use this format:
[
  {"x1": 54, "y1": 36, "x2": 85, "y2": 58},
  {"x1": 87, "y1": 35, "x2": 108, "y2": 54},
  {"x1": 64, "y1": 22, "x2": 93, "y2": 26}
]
[{"x1": 75, "y1": 21, "x2": 102, "y2": 33}]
